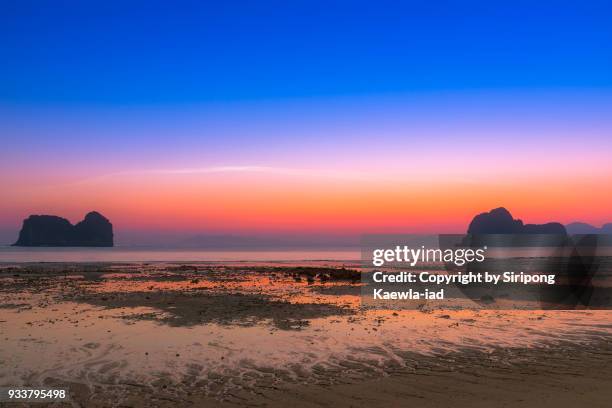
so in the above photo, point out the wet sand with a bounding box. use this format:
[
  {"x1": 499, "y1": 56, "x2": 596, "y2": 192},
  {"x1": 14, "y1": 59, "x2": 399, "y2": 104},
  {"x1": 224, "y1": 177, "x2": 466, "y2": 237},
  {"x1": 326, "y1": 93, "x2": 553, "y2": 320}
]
[{"x1": 1, "y1": 263, "x2": 611, "y2": 407}]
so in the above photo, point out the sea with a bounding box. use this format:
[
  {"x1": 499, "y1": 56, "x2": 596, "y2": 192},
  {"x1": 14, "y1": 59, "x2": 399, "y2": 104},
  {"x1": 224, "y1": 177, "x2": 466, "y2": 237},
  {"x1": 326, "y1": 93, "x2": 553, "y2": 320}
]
[{"x1": 0, "y1": 246, "x2": 361, "y2": 263}]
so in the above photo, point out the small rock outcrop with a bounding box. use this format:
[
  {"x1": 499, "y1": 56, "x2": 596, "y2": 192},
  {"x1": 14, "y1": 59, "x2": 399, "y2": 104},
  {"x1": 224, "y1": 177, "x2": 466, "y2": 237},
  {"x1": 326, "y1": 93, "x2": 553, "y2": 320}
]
[
  {"x1": 13, "y1": 211, "x2": 113, "y2": 247},
  {"x1": 468, "y1": 207, "x2": 566, "y2": 234}
]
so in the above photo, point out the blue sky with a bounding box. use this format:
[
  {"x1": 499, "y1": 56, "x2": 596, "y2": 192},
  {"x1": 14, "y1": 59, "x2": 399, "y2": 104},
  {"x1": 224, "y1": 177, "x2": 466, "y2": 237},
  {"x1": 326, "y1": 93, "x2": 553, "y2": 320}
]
[{"x1": 2, "y1": 0, "x2": 611, "y2": 104}]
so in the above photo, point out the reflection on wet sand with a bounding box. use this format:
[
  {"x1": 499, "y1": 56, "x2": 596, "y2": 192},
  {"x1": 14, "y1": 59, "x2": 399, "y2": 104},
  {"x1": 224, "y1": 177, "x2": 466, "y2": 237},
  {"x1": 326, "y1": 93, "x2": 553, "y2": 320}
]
[{"x1": 1, "y1": 263, "x2": 611, "y2": 407}]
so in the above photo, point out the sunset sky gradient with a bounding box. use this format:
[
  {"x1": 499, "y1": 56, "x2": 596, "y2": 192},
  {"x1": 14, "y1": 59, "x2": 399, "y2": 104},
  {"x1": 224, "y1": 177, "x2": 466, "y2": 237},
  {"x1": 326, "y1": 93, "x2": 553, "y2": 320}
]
[{"x1": 1, "y1": 1, "x2": 611, "y2": 244}]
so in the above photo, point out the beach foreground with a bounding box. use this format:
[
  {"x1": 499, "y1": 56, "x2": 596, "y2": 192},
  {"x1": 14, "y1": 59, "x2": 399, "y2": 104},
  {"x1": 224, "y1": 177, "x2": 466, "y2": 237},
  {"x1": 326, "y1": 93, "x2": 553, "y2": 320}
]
[{"x1": 1, "y1": 263, "x2": 611, "y2": 407}]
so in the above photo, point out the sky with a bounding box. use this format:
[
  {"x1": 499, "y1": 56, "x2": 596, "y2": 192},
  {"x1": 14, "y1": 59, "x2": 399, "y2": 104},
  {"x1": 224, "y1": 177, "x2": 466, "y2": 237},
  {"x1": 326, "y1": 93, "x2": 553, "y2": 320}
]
[{"x1": 1, "y1": 1, "x2": 611, "y2": 245}]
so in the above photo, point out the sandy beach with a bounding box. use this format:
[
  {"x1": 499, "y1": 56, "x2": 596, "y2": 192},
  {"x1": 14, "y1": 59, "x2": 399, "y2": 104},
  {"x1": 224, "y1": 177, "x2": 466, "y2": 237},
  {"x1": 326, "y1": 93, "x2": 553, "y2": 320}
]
[{"x1": 1, "y1": 263, "x2": 611, "y2": 407}]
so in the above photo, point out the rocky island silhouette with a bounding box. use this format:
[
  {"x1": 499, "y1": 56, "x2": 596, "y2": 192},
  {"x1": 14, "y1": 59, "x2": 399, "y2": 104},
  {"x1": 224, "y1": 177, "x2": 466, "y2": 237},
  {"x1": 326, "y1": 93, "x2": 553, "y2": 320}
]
[
  {"x1": 468, "y1": 207, "x2": 567, "y2": 234},
  {"x1": 13, "y1": 211, "x2": 113, "y2": 247}
]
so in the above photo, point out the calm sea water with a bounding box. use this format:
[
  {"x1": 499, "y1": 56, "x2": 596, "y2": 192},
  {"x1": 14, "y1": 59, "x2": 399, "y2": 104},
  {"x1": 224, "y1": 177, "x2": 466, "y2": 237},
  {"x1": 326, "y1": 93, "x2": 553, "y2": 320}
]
[
  {"x1": 1, "y1": 245, "x2": 609, "y2": 264},
  {"x1": 0, "y1": 246, "x2": 360, "y2": 263}
]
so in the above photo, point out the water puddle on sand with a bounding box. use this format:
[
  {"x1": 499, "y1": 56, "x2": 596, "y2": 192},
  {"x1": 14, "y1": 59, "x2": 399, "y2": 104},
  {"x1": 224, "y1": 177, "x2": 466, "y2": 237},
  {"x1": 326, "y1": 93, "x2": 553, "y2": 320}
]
[{"x1": 1, "y1": 269, "x2": 612, "y2": 399}]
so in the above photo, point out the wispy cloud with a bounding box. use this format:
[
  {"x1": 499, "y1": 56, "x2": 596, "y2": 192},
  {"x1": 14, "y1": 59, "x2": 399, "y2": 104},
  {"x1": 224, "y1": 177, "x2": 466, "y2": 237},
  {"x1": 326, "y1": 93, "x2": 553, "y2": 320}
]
[{"x1": 66, "y1": 165, "x2": 376, "y2": 186}]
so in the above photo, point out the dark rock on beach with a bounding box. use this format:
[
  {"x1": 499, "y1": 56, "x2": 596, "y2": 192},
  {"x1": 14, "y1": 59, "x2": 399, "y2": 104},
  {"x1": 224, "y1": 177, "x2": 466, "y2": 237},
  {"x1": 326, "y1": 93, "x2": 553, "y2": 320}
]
[{"x1": 13, "y1": 211, "x2": 113, "y2": 247}]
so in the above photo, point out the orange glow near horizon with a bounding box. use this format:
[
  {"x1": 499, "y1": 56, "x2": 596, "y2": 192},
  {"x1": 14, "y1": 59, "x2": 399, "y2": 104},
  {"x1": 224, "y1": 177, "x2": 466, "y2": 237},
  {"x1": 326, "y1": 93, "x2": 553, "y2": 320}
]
[{"x1": 2, "y1": 167, "x2": 610, "y2": 235}]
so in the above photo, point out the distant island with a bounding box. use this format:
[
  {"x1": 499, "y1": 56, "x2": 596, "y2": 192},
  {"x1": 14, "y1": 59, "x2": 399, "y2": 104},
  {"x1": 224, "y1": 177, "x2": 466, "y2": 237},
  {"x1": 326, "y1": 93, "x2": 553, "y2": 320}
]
[
  {"x1": 13, "y1": 211, "x2": 113, "y2": 247},
  {"x1": 565, "y1": 222, "x2": 612, "y2": 235},
  {"x1": 468, "y1": 207, "x2": 567, "y2": 234},
  {"x1": 467, "y1": 207, "x2": 612, "y2": 235}
]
